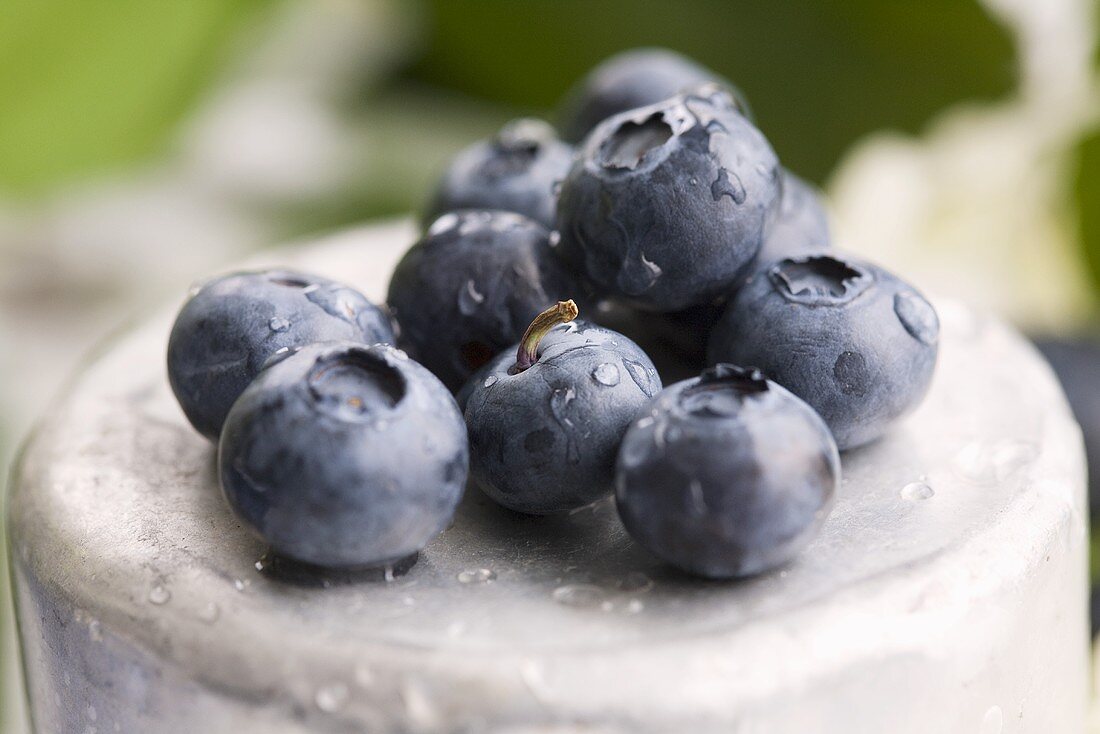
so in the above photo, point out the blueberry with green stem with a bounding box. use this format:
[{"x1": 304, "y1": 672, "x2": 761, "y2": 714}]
[
  {"x1": 387, "y1": 210, "x2": 586, "y2": 392},
  {"x1": 464, "y1": 299, "x2": 661, "y2": 515}
]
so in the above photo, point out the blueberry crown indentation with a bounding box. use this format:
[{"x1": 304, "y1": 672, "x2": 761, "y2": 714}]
[
  {"x1": 769, "y1": 256, "x2": 873, "y2": 306},
  {"x1": 307, "y1": 348, "x2": 406, "y2": 419},
  {"x1": 679, "y1": 364, "x2": 769, "y2": 418},
  {"x1": 598, "y1": 112, "x2": 673, "y2": 170}
]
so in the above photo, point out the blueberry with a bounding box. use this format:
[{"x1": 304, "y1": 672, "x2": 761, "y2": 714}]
[
  {"x1": 387, "y1": 210, "x2": 586, "y2": 392},
  {"x1": 219, "y1": 342, "x2": 467, "y2": 568},
  {"x1": 615, "y1": 365, "x2": 838, "y2": 578},
  {"x1": 464, "y1": 301, "x2": 661, "y2": 514},
  {"x1": 423, "y1": 118, "x2": 574, "y2": 230},
  {"x1": 555, "y1": 89, "x2": 780, "y2": 312},
  {"x1": 707, "y1": 255, "x2": 939, "y2": 450},
  {"x1": 633, "y1": 169, "x2": 831, "y2": 361},
  {"x1": 558, "y1": 48, "x2": 750, "y2": 143},
  {"x1": 753, "y1": 169, "x2": 831, "y2": 268},
  {"x1": 167, "y1": 269, "x2": 395, "y2": 441}
]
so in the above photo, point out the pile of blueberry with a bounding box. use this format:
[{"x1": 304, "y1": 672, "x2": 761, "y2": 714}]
[{"x1": 167, "y1": 49, "x2": 939, "y2": 580}]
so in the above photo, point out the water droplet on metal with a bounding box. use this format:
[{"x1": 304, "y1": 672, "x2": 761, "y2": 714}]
[
  {"x1": 198, "y1": 602, "x2": 220, "y2": 624},
  {"x1": 591, "y1": 363, "x2": 620, "y2": 386},
  {"x1": 901, "y1": 482, "x2": 935, "y2": 501},
  {"x1": 980, "y1": 705, "x2": 1004, "y2": 734},
  {"x1": 953, "y1": 442, "x2": 996, "y2": 485},
  {"x1": 458, "y1": 568, "x2": 497, "y2": 584},
  {"x1": 315, "y1": 682, "x2": 349, "y2": 713},
  {"x1": 354, "y1": 664, "x2": 375, "y2": 688},
  {"x1": 551, "y1": 584, "x2": 605, "y2": 608},
  {"x1": 148, "y1": 584, "x2": 171, "y2": 605}
]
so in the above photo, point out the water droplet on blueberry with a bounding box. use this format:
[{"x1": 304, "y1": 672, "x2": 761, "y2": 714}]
[
  {"x1": 268, "y1": 316, "x2": 290, "y2": 333},
  {"x1": 591, "y1": 362, "x2": 620, "y2": 386},
  {"x1": 457, "y1": 279, "x2": 486, "y2": 316},
  {"x1": 833, "y1": 351, "x2": 869, "y2": 397},
  {"x1": 894, "y1": 291, "x2": 939, "y2": 346}
]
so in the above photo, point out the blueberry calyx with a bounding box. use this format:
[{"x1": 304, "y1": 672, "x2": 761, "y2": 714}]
[
  {"x1": 510, "y1": 299, "x2": 579, "y2": 374},
  {"x1": 769, "y1": 255, "x2": 873, "y2": 306},
  {"x1": 679, "y1": 364, "x2": 770, "y2": 418},
  {"x1": 306, "y1": 347, "x2": 407, "y2": 421},
  {"x1": 598, "y1": 112, "x2": 674, "y2": 170}
]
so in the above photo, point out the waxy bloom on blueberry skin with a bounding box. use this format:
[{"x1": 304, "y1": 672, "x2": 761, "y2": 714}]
[
  {"x1": 219, "y1": 342, "x2": 468, "y2": 569},
  {"x1": 708, "y1": 254, "x2": 940, "y2": 450},
  {"x1": 555, "y1": 89, "x2": 781, "y2": 312},
  {"x1": 464, "y1": 300, "x2": 662, "y2": 515},
  {"x1": 615, "y1": 364, "x2": 839, "y2": 579},
  {"x1": 167, "y1": 269, "x2": 394, "y2": 441},
  {"x1": 423, "y1": 118, "x2": 574, "y2": 230}
]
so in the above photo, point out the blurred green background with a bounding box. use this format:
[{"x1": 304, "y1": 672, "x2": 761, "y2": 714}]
[{"x1": 1, "y1": 1, "x2": 1096, "y2": 732}]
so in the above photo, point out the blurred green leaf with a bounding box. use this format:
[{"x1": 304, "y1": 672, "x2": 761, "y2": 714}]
[
  {"x1": 0, "y1": 0, "x2": 274, "y2": 196},
  {"x1": 1074, "y1": 126, "x2": 1100, "y2": 301},
  {"x1": 406, "y1": 0, "x2": 1015, "y2": 183}
]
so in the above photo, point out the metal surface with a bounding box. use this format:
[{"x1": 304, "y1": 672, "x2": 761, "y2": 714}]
[{"x1": 7, "y1": 219, "x2": 1089, "y2": 733}]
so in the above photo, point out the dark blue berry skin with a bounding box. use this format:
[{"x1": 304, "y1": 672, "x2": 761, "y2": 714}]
[
  {"x1": 219, "y1": 342, "x2": 468, "y2": 568},
  {"x1": 707, "y1": 255, "x2": 939, "y2": 450},
  {"x1": 558, "y1": 48, "x2": 750, "y2": 144},
  {"x1": 387, "y1": 210, "x2": 586, "y2": 392},
  {"x1": 639, "y1": 169, "x2": 832, "y2": 362},
  {"x1": 555, "y1": 90, "x2": 780, "y2": 312},
  {"x1": 423, "y1": 119, "x2": 574, "y2": 230},
  {"x1": 168, "y1": 269, "x2": 395, "y2": 441},
  {"x1": 753, "y1": 169, "x2": 831, "y2": 268},
  {"x1": 615, "y1": 365, "x2": 839, "y2": 579},
  {"x1": 464, "y1": 320, "x2": 661, "y2": 515}
]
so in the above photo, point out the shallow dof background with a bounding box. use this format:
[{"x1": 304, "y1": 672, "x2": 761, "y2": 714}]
[{"x1": 1, "y1": 1, "x2": 1097, "y2": 732}]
